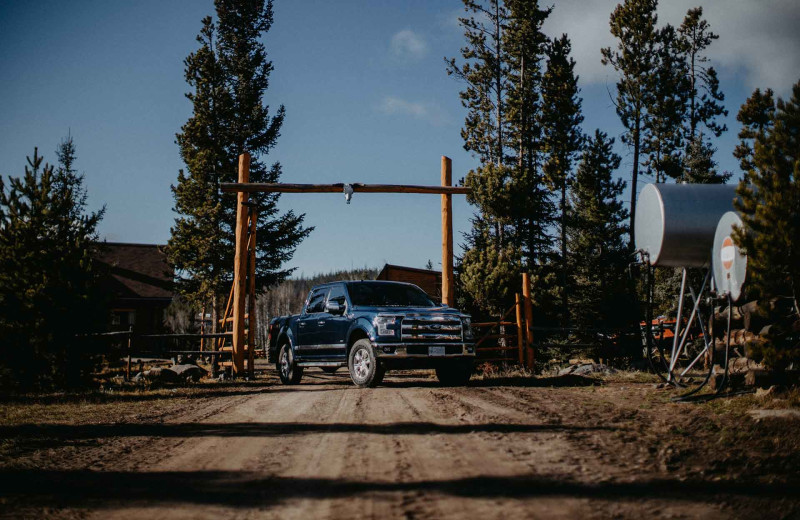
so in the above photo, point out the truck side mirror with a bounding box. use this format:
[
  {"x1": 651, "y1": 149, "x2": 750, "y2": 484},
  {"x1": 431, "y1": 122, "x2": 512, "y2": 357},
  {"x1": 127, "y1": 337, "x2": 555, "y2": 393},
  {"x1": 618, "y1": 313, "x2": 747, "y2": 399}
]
[{"x1": 325, "y1": 301, "x2": 343, "y2": 315}]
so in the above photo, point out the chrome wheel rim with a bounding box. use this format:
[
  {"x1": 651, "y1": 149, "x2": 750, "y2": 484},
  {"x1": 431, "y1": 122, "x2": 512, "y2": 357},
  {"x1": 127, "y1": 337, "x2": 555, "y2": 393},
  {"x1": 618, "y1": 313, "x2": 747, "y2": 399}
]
[
  {"x1": 353, "y1": 348, "x2": 371, "y2": 381},
  {"x1": 280, "y1": 349, "x2": 290, "y2": 378}
]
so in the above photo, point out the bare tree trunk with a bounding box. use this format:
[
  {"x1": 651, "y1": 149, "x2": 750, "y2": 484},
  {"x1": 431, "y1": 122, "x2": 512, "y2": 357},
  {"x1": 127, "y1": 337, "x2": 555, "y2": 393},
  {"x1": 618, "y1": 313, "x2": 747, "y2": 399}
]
[{"x1": 630, "y1": 116, "x2": 640, "y2": 241}]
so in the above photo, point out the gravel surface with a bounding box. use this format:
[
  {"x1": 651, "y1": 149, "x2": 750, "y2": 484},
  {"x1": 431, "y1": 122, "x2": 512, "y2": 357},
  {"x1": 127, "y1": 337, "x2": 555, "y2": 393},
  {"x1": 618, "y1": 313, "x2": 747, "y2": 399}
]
[{"x1": 1, "y1": 368, "x2": 799, "y2": 519}]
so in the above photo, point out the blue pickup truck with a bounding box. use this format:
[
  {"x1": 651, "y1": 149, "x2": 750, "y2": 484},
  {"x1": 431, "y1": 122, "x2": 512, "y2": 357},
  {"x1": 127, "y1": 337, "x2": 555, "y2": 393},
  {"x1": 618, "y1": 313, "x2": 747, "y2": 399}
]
[{"x1": 267, "y1": 280, "x2": 475, "y2": 387}]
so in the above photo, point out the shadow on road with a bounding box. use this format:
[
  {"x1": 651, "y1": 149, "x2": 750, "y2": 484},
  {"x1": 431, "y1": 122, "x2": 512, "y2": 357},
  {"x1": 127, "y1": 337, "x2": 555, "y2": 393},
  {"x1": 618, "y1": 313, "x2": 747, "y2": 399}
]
[
  {"x1": 0, "y1": 420, "x2": 613, "y2": 444},
  {"x1": 2, "y1": 469, "x2": 797, "y2": 509}
]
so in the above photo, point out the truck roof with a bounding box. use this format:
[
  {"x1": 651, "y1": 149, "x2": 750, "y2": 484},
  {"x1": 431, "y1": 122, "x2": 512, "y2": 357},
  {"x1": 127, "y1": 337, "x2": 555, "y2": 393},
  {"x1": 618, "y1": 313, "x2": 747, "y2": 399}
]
[{"x1": 311, "y1": 280, "x2": 416, "y2": 289}]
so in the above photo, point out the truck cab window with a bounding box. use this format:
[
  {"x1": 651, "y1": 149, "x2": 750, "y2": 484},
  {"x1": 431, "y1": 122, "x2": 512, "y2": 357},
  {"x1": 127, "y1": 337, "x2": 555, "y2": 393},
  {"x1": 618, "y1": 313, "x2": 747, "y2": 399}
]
[
  {"x1": 327, "y1": 285, "x2": 347, "y2": 310},
  {"x1": 306, "y1": 289, "x2": 328, "y2": 314}
]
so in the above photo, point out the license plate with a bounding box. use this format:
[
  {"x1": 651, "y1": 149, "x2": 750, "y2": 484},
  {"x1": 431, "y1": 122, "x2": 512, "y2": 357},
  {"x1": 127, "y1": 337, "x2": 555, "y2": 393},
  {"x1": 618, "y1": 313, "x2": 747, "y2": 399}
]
[{"x1": 429, "y1": 346, "x2": 446, "y2": 356}]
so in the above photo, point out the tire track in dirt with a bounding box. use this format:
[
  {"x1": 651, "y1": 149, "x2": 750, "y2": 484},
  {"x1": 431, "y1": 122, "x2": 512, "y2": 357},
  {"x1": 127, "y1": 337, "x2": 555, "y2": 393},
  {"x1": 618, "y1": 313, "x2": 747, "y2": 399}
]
[{"x1": 12, "y1": 372, "x2": 744, "y2": 520}]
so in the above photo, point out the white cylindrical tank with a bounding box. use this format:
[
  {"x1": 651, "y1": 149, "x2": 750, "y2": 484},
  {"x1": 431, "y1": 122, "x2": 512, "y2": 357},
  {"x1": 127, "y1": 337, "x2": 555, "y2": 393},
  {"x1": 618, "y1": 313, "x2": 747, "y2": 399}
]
[
  {"x1": 713, "y1": 211, "x2": 748, "y2": 302},
  {"x1": 634, "y1": 183, "x2": 738, "y2": 267}
]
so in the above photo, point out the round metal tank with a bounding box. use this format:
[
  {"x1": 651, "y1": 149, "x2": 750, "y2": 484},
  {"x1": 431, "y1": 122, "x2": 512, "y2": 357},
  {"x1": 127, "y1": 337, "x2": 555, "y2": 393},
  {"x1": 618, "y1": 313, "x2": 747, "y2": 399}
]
[
  {"x1": 634, "y1": 183, "x2": 738, "y2": 267},
  {"x1": 713, "y1": 211, "x2": 747, "y2": 302}
]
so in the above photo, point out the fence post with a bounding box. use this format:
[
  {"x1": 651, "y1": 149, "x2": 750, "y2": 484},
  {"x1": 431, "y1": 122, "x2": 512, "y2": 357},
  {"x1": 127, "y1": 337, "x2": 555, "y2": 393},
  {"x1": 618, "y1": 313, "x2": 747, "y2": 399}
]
[
  {"x1": 126, "y1": 325, "x2": 133, "y2": 381},
  {"x1": 515, "y1": 293, "x2": 525, "y2": 366},
  {"x1": 522, "y1": 273, "x2": 534, "y2": 370}
]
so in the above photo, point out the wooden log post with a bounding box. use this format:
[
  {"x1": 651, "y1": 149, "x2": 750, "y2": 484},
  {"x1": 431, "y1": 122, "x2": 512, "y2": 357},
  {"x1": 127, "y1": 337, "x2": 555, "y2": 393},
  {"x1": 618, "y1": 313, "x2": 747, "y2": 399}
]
[
  {"x1": 441, "y1": 156, "x2": 454, "y2": 306},
  {"x1": 247, "y1": 208, "x2": 258, "y2": 379},
  {"x1": 126, "y1": 325, "x2": 133, "y2": 381},
  {"x1": 516, "y1": 293, "x2": 525, "y2": 365},
  {"x1": 232, "y1": 152, "x2": 250, "y2": 376},
  {"x1": 522, "y1": 273, "x2": 534, "y2": 370}
]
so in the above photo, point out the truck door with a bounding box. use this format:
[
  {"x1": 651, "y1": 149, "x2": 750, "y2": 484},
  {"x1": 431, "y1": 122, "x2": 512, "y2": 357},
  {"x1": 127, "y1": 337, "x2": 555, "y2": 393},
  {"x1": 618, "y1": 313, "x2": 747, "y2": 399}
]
[
  {"x1": 318, "y1": 284, "x2": 350, "y2": 360},
  {"x1": 297, "y1": 288, "x2": 328, "y2": 349}
]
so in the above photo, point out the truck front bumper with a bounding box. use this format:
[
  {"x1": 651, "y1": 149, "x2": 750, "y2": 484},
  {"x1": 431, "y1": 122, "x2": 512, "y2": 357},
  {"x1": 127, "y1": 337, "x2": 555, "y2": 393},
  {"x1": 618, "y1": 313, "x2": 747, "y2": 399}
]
[{"x1": 371, "y1": 343, "x2": 476, "y2": 358}]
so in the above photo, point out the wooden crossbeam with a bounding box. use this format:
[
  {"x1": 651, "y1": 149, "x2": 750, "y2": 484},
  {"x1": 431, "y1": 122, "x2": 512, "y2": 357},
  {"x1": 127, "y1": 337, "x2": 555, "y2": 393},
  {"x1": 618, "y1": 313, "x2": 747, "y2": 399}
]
[{"x1": 220, "y1": 182, "x2": 469, "y2": 195}]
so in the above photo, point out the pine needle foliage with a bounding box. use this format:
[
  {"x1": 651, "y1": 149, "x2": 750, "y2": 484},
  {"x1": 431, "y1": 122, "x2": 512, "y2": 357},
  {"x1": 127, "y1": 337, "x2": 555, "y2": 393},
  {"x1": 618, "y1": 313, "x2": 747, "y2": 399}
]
[
  {"x1": 733, "y1": 81, "x2": 800, "y2": 368},
  {"x1": 602, "y1": 0, "x2": 659, "y2": 237},
  {"x1": 167, "y1": 0, "x2": 312, "y2": 315},
  {"x1": 567, "y1": 131, "x2": 632, "y2": 331},
  {"x1": 0, "y1": 142, "x2": 107, "y2": 392},
  {"x1": 734, "y1": 81, "x2": 800, "y2": 317}
]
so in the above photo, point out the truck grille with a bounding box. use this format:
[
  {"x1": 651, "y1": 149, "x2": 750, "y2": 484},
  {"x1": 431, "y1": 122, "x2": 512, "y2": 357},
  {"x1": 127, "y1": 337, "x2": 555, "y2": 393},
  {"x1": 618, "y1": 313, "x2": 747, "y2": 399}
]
[{"x1": 401, "y1": 315, "x2": 463, "y2": 343}]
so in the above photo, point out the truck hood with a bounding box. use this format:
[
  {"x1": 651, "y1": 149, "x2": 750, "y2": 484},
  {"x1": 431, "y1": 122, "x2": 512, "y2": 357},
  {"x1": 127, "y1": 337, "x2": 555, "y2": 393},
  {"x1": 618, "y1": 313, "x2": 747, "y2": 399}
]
[{"x1": 351, "y1": 306, "x2": 465, "y2": 316}]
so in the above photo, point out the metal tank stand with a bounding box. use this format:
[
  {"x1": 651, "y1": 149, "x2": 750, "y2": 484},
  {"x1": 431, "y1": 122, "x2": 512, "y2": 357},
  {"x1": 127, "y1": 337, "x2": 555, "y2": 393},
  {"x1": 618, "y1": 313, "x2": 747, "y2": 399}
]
[{"x1": 667, "y1": 267, "x2": 713, "y2": 387}]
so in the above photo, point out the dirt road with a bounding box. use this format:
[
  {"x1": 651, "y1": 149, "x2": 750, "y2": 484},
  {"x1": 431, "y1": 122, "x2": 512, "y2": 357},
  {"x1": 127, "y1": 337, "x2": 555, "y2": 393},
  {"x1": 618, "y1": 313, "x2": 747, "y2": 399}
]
[{"x1": 2, "y1": 370, "x2": 799, "y2": 519}]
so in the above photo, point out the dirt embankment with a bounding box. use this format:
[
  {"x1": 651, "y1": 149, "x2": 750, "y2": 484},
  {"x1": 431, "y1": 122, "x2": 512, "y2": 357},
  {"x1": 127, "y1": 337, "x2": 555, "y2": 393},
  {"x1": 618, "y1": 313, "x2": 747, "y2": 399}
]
[{"x1": 1, "y1": 369, "x2": 799, "y2": 519}]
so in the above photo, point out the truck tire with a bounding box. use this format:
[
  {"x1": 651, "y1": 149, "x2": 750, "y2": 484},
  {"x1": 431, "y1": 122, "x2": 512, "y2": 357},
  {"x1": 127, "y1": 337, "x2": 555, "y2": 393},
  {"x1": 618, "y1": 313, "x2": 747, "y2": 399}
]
[
  {"x1": 435, "y1": 359, "x2": 472, "y2": 386},
  {"x1": 348, "y1": 339, "x2": 382, "y2": 388},
  {"x1": 278, "y1": 343, "x2": 303, "y2": 385}
]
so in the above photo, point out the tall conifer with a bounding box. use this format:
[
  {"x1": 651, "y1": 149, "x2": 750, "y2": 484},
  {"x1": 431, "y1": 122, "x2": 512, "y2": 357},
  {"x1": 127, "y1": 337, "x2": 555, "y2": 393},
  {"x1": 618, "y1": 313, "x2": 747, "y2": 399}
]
[
  {"x1": 677, "y1": 7, "x2": 727, "y2": 141},
  {"x1": 541, "y1": 34, "x2": 583, "y2": 321},
  {"x1": 733, "y1": 81, "x2": 800, "y2": 367},
  {"x1": 0, "y1": 144, "x2": 105, "y2": 390},
  {"x1": 734, "y1": 81, "x2": 800, "y2": 317},
  {"x1": 602, "y1": 0, "x2": 659, "y2": 238},
  {"x1": 643, "y1": 25, "x2": 687, "y2": 183},
  {"x1": 567, "y1": 131, "x2": 631, "y2": 330},
  {"x1": 167, "y1": 0, "x2": 311, "y2": 319}
]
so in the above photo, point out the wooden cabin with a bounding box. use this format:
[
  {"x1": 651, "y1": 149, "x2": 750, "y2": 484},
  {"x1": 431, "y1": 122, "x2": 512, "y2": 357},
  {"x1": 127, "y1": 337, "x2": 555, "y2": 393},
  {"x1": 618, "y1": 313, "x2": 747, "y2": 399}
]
[
  {"x1": 94, "y1": 243, "x2": 174, "y2": 335},
  {"x1": 376, "y1": 264, "x2": 442, "y2": 302}
]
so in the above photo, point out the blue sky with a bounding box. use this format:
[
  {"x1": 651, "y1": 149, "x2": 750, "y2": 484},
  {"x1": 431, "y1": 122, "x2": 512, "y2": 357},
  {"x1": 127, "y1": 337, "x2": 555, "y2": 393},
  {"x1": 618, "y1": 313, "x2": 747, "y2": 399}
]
[{"x1": 1, "y1": 0, "x2": 798, "y2": 277}]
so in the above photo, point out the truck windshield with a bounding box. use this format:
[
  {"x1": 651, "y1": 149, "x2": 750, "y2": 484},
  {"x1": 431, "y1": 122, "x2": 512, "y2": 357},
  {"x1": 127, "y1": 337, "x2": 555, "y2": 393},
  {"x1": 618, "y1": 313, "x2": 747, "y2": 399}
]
[{"x1": 347, "y1": 282, "x2": 435, "y2": 307}]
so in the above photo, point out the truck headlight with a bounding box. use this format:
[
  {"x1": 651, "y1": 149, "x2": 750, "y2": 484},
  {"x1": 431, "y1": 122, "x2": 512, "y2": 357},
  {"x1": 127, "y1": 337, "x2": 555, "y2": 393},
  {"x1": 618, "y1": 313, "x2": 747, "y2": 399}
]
[
  {"x1": 374, "y1": 316, "x2": 397, "y2": 336},
  {"x1": 462, "y1": 317, "x2": 474, "y2": 339}
]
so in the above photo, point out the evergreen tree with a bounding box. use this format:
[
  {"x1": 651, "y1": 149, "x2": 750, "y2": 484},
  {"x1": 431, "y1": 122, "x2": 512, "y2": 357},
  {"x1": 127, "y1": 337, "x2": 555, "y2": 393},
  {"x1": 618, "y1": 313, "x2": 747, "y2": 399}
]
[
  {"x1": 447, "y1": 0, "x2": 516, "y2": 314},
  {"x1": 683, "y1": 134, "x2": 731, "y2": 183},
  {"x1": 446, "y1": 0, "x2": 510, "y2": 167},
  {"x1": 677, "y1": 7, "x2": 727, "y2": 141},
  {"x1": 733, "y1": 80, "x2": 800, "y2": 367},
  {"x1": 167, "y1": 0, "x2": 311, "y2": 320},
  {"x1": 733, "y1": 88, "x2": 775, "y2": 172},
  {"x1": 459, "y1": 216, "x2": 522, "y2": 315},
  {"x1": 541, "y1": 34, "x2": 583, "y2": 321},
  {"x1": 567, "y1": 131, "x2": 631, "y2": 330},
  {"x1": 602, "y1": 0, "x2": 660, "y2": 237},
  {"x1": 642, "y1": 24, "x2": 687, "y2": 183},
  {"x1": 448, "y1": 0, "x2": 558, "y2": 316},
  {"x1": 0, "y1": 144, "x2": 106, "y2": 391}
]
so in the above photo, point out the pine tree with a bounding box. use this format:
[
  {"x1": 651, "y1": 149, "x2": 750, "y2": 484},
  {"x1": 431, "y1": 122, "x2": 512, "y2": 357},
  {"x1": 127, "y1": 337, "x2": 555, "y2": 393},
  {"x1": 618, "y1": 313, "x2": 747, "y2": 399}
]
[
  {"x1": 733, "y1": 88, "x2": 775, "y2": 172},
  {"x1": 567, "y1": 131, "x2": 631, "y2": 330},
  {"x1": 446, "y1": 0, "x2": 510, "y2": 167},
  {"x1": 0, "y1": 144, "x2": 106, "y2": 391},
  {"x1": 541, "y1": 34, "x2": 583, "y2": 322},
  {"x1": 683, "y1": 135, "x2": 731, "y2": 183},
  {"x1": 677, "y1": 7, "x2": 727, "y2": 141},
  {"x1": 459, "y1": 215, "x2": 521, "y2": 315},
  {"x1": 733, "y1": 80, "x2": 800, "y2": 367},
  {"x1": 503, "y1": 0, "x2": 557, "y2": 322},
  {"x1": 448, "y1": 0, "x2": 557, "y2": 316},
  {"x1": 167, "y1": 0, "x2": 312, "y2": 320},
  {"x1": 602, "y1": 0, "x2": 660, "y2": 237},
  {"x1": 642, "y1": 24, "x2": 687, "y2": 183}
]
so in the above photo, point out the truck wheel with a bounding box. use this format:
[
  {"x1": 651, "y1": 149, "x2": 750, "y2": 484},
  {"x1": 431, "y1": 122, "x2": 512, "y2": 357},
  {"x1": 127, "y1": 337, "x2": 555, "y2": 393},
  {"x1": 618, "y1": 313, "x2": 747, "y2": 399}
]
[
  {"x1": 321, "y1": 367, "x2": 338, "y2": 374},
  {"x1": 435, "y1": 359, "x2": 473, "y2": 386},
  {"x1": 278, "y1": 343, "x2": 303, "y2": 385},
  {"x1": 348, "y1": 339, "x2": 382, "y2": 388}
]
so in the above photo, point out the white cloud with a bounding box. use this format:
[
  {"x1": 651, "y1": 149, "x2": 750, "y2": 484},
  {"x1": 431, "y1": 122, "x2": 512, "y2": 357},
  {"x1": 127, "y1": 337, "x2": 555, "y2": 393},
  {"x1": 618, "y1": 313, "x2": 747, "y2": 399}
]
[
  {"x1": 377, "y1": 96, "x2": 448, "y2": 126},
  {"x1": 390, "y1": 29, "x2": 428, "y2": 60},
  {"x1": 543, "y1": 0, "x2": 800, "y2": 92}
]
